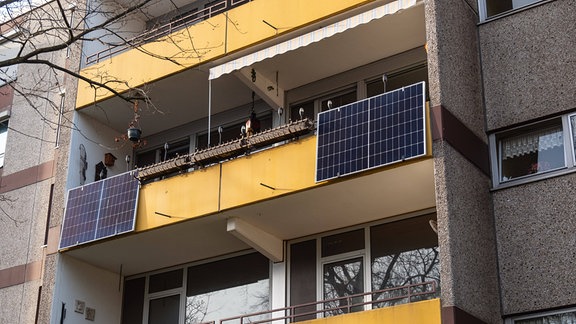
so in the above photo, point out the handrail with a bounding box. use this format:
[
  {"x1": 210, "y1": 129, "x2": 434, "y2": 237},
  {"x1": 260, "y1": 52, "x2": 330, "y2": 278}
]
[
  {"x1": 218, "y1": 281, "x2": 437, "y2": 324},
  {"x1": 85, "y1": 0, "x2": 250, "y2": 65},
  {"x1": 136, "y1": 118, "x2": 314, "y2": 182}
]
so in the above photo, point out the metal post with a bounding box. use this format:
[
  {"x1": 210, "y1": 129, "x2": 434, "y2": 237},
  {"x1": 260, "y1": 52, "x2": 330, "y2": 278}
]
[{"x1": 208, "y1": 79, "x2": 212, "y2": 147}]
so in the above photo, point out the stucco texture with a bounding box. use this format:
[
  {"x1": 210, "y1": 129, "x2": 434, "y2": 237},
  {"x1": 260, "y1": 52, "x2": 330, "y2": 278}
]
[
  {"x1": 425, "y1": 0, "x2": 485, "y2": 140},
  {"x1": 493, "y1": 173, "x2": 576, "y2": 315},
  {"x1": 433, "y1": 142, "x2": 501, "y2": 323},
  {"x1": 480, "y1": 0, "x2": 576, "y2": 131},
  {"x1": 426, "y1": 0, "x2": 501, "y2": 321}
]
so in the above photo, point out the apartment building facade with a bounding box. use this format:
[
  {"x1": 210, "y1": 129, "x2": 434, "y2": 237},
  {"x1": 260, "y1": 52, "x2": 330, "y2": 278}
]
[{"x1": 0, "y1": 0, "x2": 574, "y2": 323}]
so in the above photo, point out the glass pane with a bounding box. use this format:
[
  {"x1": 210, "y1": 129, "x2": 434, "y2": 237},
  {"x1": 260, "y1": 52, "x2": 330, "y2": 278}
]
[
  {"x1": 370, "y1": 216, "x2": 440, "y2": 308},
  {"x1": 371, "y1": 248, "x2": 439, "y2": 307},
  {"x1": 321, "y1": 229, "x2": 364, "y2": 257},
  {"x1": 149, "y1": 294, "x2": 180, "y2": 324},
  {"x1": 366, "y1": 65, "x2": 428, "y2": 98},
  {"x1": 185, "y1": 279, "x2": 269, "y2": 324},
  {"x1": 516, "y1": 310, "x2": 576, "y2": 323},
  {"x1": 499, "y1": 120, "x2": 565, "y2": 182},
  {"x1": 122, "y1": 277, "x2": 145, "y2": 324},
  {"x1": 0, "y1": 120, "x2": 8, "y2": 167},
  {"x1": 485, "y1": 0, "x2": 543, "y2": 18},
  {"x1": 320, "y1": 91, "x2": 356, "y2": 112},
  {"x1": 570, "y1": 115, "x2": 576, "y2": 160},
  {"x1": 149, "y1": 269, "x2": 183, "y2": 293},
  {"x1": 323, "y1": 257, "x2": 364, "y2": 316},
  {"x1": 290, "y1": 101, "x2": 315, "y2": 122},
  {"x1": 186, "y1": 253, "x2": 270, "y2": 324}
]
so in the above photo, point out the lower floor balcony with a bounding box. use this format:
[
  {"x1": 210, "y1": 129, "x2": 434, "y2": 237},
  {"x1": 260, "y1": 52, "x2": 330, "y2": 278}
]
[{"x1": 210, "y1": 283, "x2": 440, "y2": 324}]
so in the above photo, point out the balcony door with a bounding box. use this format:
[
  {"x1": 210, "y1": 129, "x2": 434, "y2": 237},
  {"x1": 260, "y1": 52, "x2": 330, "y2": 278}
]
[{"x1": 322, "y1": 255, "x2": 365, "y2": 316}]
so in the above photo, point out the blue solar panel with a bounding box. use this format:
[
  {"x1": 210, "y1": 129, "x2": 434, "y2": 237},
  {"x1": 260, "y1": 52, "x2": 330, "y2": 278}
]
[
  {"x1": 316, "y1": 82, "x2": 426, "y2": 182},
  {"x1": 59, "y1": 171, "x2": 139, "y2": 249}
]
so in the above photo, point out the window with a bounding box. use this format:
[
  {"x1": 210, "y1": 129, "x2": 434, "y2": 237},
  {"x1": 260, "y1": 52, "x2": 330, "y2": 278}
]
[
  {"x1": 122, "y1": 252, "x2": 270, "y2": 324},
  {"x1": 136, "y1": 138, "x2": 190, "y2": 168},
  {"x1": 289, "y1": 215, "x2": 439, "y2": 321},
  {"x1": 289, "y1": 88, "x2": 357, "y2": 122},
  {"x1": 0, "y1": 118, "x2": 8, "y2": 167},
  {"x1": 366, "y1": 64, "x2": 428, "y2": 98},
  {"x1": 480, "y1": 0, "x2": 546, "y2": 20},
  {"x1": 507, "y1": 307, "x2": 576, "y2": 323},
  {"x1": 491, "y1": 114, "x2": 576, "y2": 187},
  {"x1": 196, "y1": 112, "x2": 273, "y2": 150}
]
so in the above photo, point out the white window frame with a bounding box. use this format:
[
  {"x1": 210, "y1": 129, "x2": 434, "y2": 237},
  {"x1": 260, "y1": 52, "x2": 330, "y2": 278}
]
[
  {"x1": 479, "y1": 0, "x2": 551, "y2": 22},
  {"x1": 318, "y1": 250, "x2": 371, "y2": 317},
  {"x1": 0, "y1": 113, "x2": 10, "y2": 168},
  {"x1": 505, "y1": 306, "x2": 576, "y2": 323},
  {"x1": 128, "y1": 251, "x2": 271, "y2": 324},
  {"x1": 490, "y1": 113, "x2": 576, "y2": 189}
]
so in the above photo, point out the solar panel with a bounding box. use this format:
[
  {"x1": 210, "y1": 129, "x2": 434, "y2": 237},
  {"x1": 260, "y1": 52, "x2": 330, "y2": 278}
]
[
  {"x1": 59, "y1": 171, "x2": 139, "y2": 249},
  {"x1": 316, "y1": 82, "x2": 426, "y2": 182}
]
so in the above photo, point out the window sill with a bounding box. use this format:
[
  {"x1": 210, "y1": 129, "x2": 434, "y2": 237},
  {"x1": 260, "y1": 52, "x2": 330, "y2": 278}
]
[{"x1": 491, "y1": 166, "x2": 576, "y2": 191}]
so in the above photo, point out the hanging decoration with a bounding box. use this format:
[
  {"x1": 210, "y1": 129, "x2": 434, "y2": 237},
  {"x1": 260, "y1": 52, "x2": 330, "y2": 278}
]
[{"x1": 115, "y1": 100, "x2": 147, "y2": 148}]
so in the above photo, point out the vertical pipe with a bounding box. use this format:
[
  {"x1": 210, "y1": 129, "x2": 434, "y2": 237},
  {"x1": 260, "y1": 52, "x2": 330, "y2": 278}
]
[{"x1": 208, "y1": 79, "x2": 212, "y2": 147}]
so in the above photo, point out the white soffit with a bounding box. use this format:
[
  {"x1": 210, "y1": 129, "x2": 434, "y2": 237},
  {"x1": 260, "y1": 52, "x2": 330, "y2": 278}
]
[{"x1": 209, "y1": 0, "x2": 419, "y2": 80}]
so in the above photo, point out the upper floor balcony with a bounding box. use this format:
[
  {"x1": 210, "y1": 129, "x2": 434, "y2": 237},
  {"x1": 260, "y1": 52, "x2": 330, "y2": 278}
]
[
  {"x1": 77, "y1": 0, "x2": 396, "y2": 108},
  {"x1": 61, "y1": 0, "x2": 430, "y2": 274}
]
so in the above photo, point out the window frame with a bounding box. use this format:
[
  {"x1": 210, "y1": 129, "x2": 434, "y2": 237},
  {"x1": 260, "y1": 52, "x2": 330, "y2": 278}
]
[
  {"x1": 490, "y1": 113, "x2": 576, "y2": 189},
  {"x1": 126, "y1": 251, "x2": 271, "y2": 324},
  {"x1": 0, "y1": 114, "x2": 9, "y2": 168},
  {"x1": 288, "y1": 212, "x2": 440, "y2": 320},
  {"x1": 505, "y1": 306, "x2": 576, "y2": 323},
  {"x1": 479, "y1": 0, "x2": 551, "y2": 22},
  {"x1": 289, "y1": 86, "x2": 357, "y2": 123}
]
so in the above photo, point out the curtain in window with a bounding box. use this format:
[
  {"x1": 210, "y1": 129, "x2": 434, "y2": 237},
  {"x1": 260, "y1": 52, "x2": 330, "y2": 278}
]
[
  {"x1": 502, "y1": 126, "x2": 563, "y2": 160},
  {"x1": 516, "y1": 311, "x2": 576, "y2": 324}
]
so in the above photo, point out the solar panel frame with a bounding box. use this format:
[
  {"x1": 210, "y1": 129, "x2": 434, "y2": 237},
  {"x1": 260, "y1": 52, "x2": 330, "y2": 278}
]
[
  {"x1": 59, "y1": 171, "x2": 140, "y2": 250},
  {"x1": 316, "y1": 82, "x2": 426, "y2": 182}
]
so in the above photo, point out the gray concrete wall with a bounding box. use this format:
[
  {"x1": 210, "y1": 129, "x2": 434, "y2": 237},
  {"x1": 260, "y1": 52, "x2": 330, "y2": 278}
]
[
  {"x1": 426, "y1": 0, "x2": 501, "y2": 322},
  {"x1": 480, "y1": 0, "x2": 576, "y2": 131},
  {"x1": 479, "y1": 0, "x2": 576, "y2": 317},
  {"x1": 493, "y1": 174, "x2": 576, "y2": 315}
]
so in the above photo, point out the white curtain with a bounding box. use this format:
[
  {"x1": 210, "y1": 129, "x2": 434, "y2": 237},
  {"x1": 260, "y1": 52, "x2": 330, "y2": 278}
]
[{"x1": 502, "y1": 125, "x2": 563, "y2": 160}]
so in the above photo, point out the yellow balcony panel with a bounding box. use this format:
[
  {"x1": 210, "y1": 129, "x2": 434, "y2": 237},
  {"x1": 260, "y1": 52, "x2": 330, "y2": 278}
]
[
  {"x1": 224, "y1": 0, "x2": 374, "y2": 52},
  {"x1": 136, "y1": 166, "x2": 221, "y2": 231},
  {"x1": 76, "y1": 0, "x2": 374, "y2": 109},
  {"x1": 298, "y1": 299, "x2": 441, "y2": 324},
  {"x1": 220, "y1": 136, "x2": 317, "y2": 210},
  {"x1": 76, "y1": 14, "x2": 227, "y2": 109}
]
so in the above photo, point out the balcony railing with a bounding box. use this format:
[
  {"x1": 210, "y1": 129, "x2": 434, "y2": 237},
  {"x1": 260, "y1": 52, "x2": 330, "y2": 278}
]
[
  {"x1": 85, "y1": 0, "x2": 251, "y2": 65},
  {"x1": 136, "y1": 118, "x2": 314, "y2": 182},
  {"x1": 197, "y1": 281, "x2": 437, "y2": 324}
]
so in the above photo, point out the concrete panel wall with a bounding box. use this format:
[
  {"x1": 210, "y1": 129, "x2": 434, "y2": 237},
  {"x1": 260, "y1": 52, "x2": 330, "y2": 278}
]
[
  {"x1": 425, "y1": 0, "x2": 501, "y2": 322},
  {"x1": 493, "y1": 174, "x2": 576, "y2": 315},
  {"x1": 480, "y1": 0, "x2": 576, "y2": 131},
  {"x1": 426, "y1": 0, "x2": 485, "y2": 139}
]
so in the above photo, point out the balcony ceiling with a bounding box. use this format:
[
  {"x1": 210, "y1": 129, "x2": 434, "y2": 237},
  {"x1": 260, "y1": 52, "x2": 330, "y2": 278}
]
[
  {"x1": 82, "y1": 2, "x2": 426, "y2": 138},
  {"x1": 65, "y1": 158, "x2": 435, "y2": 276}
]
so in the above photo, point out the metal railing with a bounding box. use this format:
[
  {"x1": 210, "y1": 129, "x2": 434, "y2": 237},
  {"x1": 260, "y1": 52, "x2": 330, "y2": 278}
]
[
  {"x1": 194, "y1": 281, "x2": 437, "y2": 324},
  {"x1": 85, "y1": 0, "x2": 250, "y2": 65},
  {"x1": 136, "y1": 118, "x2": 314, "y2": 182}
]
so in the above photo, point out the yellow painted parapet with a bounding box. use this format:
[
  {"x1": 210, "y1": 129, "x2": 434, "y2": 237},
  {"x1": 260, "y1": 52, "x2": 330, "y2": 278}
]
[
  {"x1": 135, "y1": 131, "x2": 434, "y2": 232},
  {"x1": 135, "y1": 136, "x2": 318, "y2": 231},
  {"x1": 297, "y1": 299, "x2": 441, "y2": 324},
  {"x1": 136, "y1": 165, "x2": 221, "y2": 230},
  {"x1": 76, "y1": 0, "x2": 374, "y2": 109}
]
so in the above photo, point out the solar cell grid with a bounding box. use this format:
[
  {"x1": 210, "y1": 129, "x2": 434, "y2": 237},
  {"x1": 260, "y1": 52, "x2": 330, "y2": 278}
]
[
  {"x1": 316, "y1": 82, "x2": 426, "y2": 182},
  {"x1": 59, "y1": 171, "x2": 139, "y2": 249}
]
